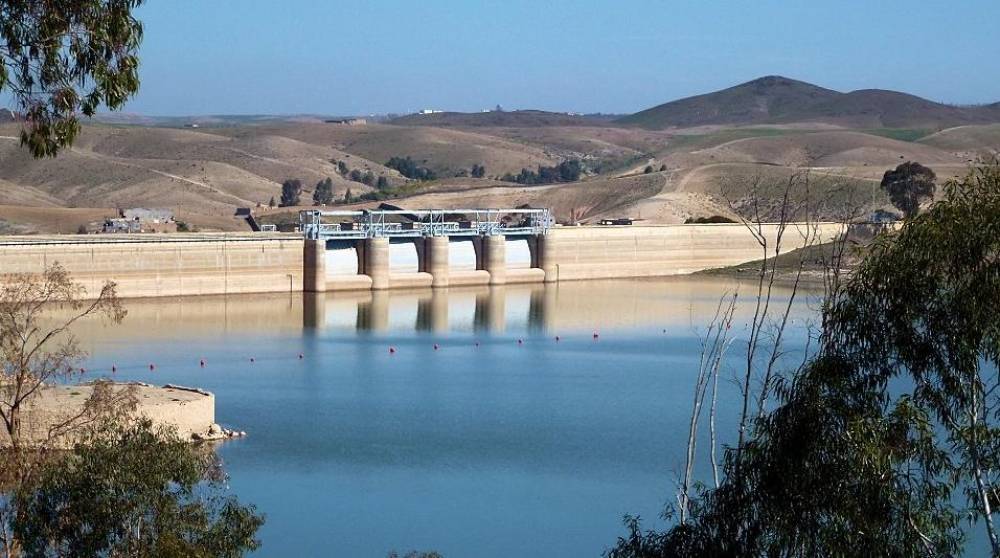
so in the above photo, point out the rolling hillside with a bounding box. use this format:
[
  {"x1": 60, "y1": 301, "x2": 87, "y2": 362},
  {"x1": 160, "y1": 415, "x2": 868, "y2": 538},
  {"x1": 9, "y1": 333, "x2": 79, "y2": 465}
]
[
  {"x1": 618, "y1": 75, "x2": 999, "y2": 129},
  {"x1": 0, "y1": 75, "x2": 997, "y2": 233}
]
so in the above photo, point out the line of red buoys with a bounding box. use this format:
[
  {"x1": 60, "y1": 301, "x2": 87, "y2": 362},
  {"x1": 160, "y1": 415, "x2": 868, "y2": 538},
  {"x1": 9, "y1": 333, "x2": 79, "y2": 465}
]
[{"x1": 100, "y1": 329, "x2": 636, "y2": 374}]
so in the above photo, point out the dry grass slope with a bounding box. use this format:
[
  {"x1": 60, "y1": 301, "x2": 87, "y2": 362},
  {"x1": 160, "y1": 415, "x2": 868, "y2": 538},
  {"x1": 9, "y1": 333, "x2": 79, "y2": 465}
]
[{"x1": 0, "y1": 92, "x2": 996, "y2": 233}]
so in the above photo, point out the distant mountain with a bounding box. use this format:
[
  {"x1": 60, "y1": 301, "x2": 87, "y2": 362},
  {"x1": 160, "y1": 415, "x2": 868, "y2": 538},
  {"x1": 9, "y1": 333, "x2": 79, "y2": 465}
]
[
  {"x1": 618, "y1": 76, "x2": 1000, "y2": 129},
  {"x1": 389, "y1": 109, "x2": 617, "y2": 128}
]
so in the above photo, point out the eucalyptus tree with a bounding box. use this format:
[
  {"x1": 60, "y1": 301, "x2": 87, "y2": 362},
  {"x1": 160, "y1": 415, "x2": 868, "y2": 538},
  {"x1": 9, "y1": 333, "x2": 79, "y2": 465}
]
[
  {"x1": 610, "y1": 162, "x2": 1000, "y2": 557},
  {"x1": 12, "y1": 419, "x2": 264, "y2": 558},
  {"x1": 0, "y1": 0, "x2": 144, "y2": 157},
  {"x1": 880, "y1": 161, "x2": 937, "y2": 218}
]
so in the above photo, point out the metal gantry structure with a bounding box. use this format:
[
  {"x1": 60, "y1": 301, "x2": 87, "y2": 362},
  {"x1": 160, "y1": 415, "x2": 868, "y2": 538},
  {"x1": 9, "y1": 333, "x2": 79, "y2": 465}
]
[{"x1": 300, "y1": 208, "x2": 551, "y2": 240}]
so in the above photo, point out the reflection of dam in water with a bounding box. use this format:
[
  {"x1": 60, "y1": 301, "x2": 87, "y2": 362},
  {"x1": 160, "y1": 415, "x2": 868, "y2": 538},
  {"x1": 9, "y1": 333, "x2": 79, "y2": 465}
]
[
  {"x1": 68, "y1": 277, "x2": 819, "y2": 350},
  {"x1": 304, "y1": 286, "x2": 552, "y2": 333},
  {"x1": 299, "y1": 277, "x2": 818, "y2": 334}
]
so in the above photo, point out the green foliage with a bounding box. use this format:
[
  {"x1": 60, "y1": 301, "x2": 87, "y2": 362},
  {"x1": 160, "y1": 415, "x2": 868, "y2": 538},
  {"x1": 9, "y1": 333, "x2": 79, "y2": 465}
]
[
  {"x1": 589, "y1": 154, "x2": 648, "y2": 176},
  {"x1": 280, "y1": 179, "x2": 301, "y2": 207},
  {"x1": 386, "y1": 156, "x2": 437, "y2": 181},
  {"x1": 313, "y1": 177, "x2": 334, "y2": 205},
  {"x1": 863, "y1": 128, "x2": 932, "y2": 142},
  {"x1": 610, "y1": 162, "x2": 1000, "y2": 557},
  {"x1": 471, "y1": 164, "x2": 486, "y2": 178},
  {"x1": 683, "y1": 215, "x2": 735, "y2": 224},
  {"x1": 336, "y1": 160, "x2": 349, "y2": 176},
  {"x1": 12, "y1": 419, "x2": 263, "y2": 557},
  {"x1": 880, "y1": 161, "x2": 936, "y2": 218},
  {"x1": 376, "y1": 176, "x2": 389, "y2": 190},
  {"x1": 1, "y1": 0, "x2": 145, "y2": 157},
  {"x1": 501, "y1": 159, "x2": 582, "y2": 185}
]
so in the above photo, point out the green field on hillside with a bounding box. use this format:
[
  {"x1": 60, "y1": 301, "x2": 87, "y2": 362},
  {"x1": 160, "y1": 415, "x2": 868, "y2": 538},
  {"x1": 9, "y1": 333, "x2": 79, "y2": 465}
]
[{"x1": 861, "y1": 128, "x2": 933, "y2": 142}]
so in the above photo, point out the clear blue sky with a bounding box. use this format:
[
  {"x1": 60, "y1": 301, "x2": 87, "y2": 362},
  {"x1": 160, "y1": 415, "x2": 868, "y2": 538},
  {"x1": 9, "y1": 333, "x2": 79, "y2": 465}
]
[{"x1": 125, "y1": 0, "x2": 1000, "y2": 115}]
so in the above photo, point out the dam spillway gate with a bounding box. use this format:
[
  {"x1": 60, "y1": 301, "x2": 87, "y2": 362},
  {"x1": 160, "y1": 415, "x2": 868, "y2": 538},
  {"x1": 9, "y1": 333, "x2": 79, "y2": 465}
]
[{"x1": 300, "y1": 208, "x2": 556, "y2": 292}]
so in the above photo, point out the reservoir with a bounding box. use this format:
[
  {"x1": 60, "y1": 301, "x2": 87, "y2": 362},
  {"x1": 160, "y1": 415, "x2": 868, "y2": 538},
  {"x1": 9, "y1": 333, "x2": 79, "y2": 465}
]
[{"x1": 79, "y1": 277, "x2": 818, "y2": 557}]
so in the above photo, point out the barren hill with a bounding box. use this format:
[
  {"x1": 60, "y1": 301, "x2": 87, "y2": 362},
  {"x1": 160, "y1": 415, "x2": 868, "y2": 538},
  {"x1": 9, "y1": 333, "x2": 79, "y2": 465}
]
[
  {"x1": 619, "y1": 76, "x2": 1000, "y2": 129},
  {"x1": 0, "y1": 76, "x2": 997, "y2": 234}
]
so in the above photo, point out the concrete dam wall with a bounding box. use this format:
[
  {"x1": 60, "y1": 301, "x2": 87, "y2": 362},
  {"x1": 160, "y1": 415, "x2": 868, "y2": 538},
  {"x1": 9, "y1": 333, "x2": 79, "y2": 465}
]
[
  {"x1": 0, "y1": 234, "x2": 303, "y2": 299},
  {"x1": 0, "y1": 224, "x2": 845, "y2": 299},
  {"x1": 541, "y1": 223, "x2": 844, "y2": 281}
]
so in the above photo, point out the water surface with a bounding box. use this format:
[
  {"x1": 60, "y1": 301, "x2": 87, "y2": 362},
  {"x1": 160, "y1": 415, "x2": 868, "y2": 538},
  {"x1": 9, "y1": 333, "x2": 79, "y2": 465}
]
[{"x1": 80, "y1": 278, "x2": 819, "y2": 557}]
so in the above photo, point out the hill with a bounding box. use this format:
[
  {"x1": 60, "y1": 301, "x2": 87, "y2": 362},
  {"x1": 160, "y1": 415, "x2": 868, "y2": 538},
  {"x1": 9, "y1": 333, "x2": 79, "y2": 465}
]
[
  {"x1": 0, "y1": 75, "x2": 997, "y2": 234},
  {"x1": 390, "y1": 110, "x2": 615, "y2": 128},
  {"x1": 919, "y1": 124, "x2": 1000, "y2": 157},
  {"x1": 619, "y1": 76, "x2": 1000, "y2": 130}
]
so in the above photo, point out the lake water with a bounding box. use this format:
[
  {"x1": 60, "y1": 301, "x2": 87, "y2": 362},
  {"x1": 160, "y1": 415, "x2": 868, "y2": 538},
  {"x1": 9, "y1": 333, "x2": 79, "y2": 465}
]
[{"x1": 79, "y1": 278, "x2": 818, "y2": 557}]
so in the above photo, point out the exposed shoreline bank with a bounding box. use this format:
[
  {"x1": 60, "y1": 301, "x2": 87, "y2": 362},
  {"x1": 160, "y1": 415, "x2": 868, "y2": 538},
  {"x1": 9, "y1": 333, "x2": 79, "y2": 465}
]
[{"x1": 0, "y1": 382, "x2": 244, "y2": 449}]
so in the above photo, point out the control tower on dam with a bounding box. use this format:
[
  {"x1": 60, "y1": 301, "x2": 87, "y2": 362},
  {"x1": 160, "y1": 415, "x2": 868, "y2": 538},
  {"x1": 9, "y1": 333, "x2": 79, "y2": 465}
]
[{"x1": 300, "y1": 208, "x2": 556, "y2": 292}]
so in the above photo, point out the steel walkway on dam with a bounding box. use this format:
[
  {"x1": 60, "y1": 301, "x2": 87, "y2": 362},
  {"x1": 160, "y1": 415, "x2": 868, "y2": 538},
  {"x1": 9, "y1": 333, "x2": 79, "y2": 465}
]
[{"x1": 300, "y1": 208, "x2": 551, "y2": 240}]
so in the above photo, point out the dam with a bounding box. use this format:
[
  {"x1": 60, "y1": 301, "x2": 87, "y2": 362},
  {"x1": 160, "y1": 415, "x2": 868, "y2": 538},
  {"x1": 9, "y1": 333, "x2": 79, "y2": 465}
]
[
  {"x1": 0, "y1": 208, "x2": 847, "y2": 299},
  {"x1": 300, "y1": 208, "x2": 846, "y2": 293},
  {"x1": 301, "y1": 208, "x2": 551, "y2": 292}
]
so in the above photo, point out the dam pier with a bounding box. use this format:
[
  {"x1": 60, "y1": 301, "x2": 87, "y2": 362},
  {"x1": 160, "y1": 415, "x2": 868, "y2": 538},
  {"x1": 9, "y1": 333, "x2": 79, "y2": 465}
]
[{"x1": 301, "y1": 208, "x2": 552, "y2": 292}]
